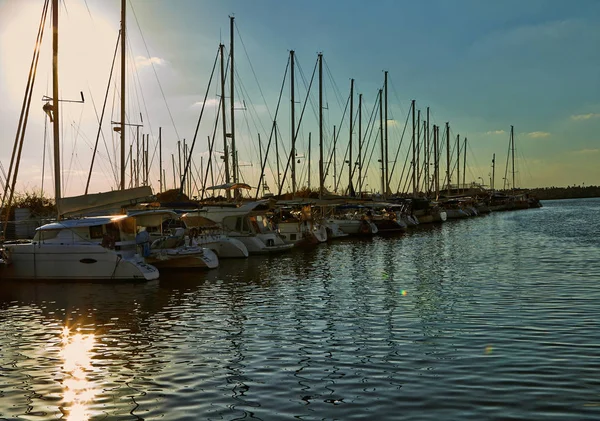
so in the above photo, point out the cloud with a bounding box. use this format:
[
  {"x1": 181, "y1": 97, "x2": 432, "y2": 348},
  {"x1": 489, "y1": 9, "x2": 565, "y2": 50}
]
[
  {"x1": 527, "y1": 131, "x2": 551, "y2": 139},
  {"x1": 572, "y1": 148, "x2": 599, "y2": 154},
  {"x1": 571, "y1": 113, "x2": 600, "y2": 121},
  {"x1": 135, "y1": 55, "x2": 166, "y2": 67},
  {"x1": 485, "y1": 130, "x2": 505, "y2": 135},
  {"x1": 192, "y1": 98, "x2": 220, "y2": 108}
]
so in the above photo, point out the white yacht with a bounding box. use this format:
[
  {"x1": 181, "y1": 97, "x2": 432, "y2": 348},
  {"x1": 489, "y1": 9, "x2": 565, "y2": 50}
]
[
  {"x1": 0, "y1": 216, "x2": 159, "y2": 281},
  {"x1": 186, "y1": 201, "x2": 293, "y2": 254}
]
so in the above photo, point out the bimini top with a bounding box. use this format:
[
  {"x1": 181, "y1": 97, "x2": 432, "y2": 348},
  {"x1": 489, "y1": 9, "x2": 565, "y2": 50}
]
[{"x1": 36, "y1": 215, "x2": 130, "y2": 231}]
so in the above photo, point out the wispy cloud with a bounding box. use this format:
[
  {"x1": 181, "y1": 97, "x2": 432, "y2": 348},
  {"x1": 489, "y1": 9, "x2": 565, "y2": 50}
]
[
  {"x1": 571, "y1": 113, "x2": 600, "y2": 121},
  {"x1": 135, "y1": 55, "x2": 166, "y2": 67},
  {"x1": 485, "y1": 130, "x2": 505, "y2": 135},
  {"x1": 192, "y1": 98, "x2": 220, "y2": 108},
  {"x1": 572, "y1": 148, "x2": 599, "y2": 154},
  {"x1": 527, "y1": 131, "x2": 551, "y2": 139}
]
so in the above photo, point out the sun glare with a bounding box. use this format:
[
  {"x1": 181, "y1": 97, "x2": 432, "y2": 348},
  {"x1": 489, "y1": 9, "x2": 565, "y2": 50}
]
[
  {"x1": 1, "y1": 1, "x2": 118, "y2": 105},
  {"x1": 60, "y1": 326, "x2": 97, "y2": 421}
]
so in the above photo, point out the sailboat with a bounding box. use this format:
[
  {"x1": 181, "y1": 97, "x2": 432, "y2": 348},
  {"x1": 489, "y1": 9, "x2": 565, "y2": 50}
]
[{"x1": 0, "y1": 0, "x2": 159, "y2": 281}]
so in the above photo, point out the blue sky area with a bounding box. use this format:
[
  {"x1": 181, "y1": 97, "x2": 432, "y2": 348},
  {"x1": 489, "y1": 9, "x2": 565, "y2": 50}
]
[{"x1": 1, "y1": 0, "x2": 599, "y2": 197}]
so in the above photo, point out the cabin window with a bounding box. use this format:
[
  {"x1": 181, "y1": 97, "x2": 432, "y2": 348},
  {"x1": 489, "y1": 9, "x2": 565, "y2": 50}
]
[
  {"x1": 33, "y1": 229, "x2": 60, "y2": 242},
  {"x1": 90, "y1": 225, "x2": 104, "y2": 239}
]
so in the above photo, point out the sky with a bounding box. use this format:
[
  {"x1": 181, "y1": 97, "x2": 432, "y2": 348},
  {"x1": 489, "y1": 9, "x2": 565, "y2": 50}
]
[{"x1": 1, "y1": 0, "x2": 599, "y2": 200}]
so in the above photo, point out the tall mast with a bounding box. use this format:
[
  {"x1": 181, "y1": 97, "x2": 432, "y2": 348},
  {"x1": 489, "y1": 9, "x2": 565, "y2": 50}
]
[
  {"x1": 308, "y1": 132, "x2": 311, "y2": 190},
  {"x1": 511, "y1": 125, "x2": 515, "y2": 191},
  {"x1": 411, "y1": 100, "x2": 416, "y2": 197},
  {"x1": 417, "y1": 109, "x2": 421, "y2": 193},
  {"x1": 51, "y1": 0, "x2": 61, "y2": 217},
  {"x1": 425, "y1": 107, "x2": 430, "y2": 195},
  {"x1": 258, "y1": 133, "x2": 263, "y2": 195},
  {"x1": 463, "y1": 137, "x2": 467, "y2": 191},
  {"x1": 446, "y1": 122, "x2": 450, "y2": 197},
  {"x1": 219, "y1": 44, "x2": 230, "y2": 199},
  {"x1": 290, "y1": 50, "x2": 296, "y2": 196},
  {"x1": 120, "y1": 0, "x2": 126, "y2": 190},
  {"x1": 348, "y1": 78, "x2": 354, "y2": 196},
  {"x1": 159, "y1": 127, "x2": 162, "y2": 192},
  {"x1": 379, "y1": 89, "x2": 384, "y2": 197},
  {"x1": 358, "y1": 93, "x2": 363, "y2": 197},
  {"x1": 434, "y1": 125, "x2": 439, "y2": 199},
  {"x1": 492, "y1": 153, "x2": 496, "y2": 190},
  {"x1": 384, "y1": 71, "x2": 389, "y2": 196},
  {"x1": 456, "y1": 134, "x2": 460, "y2": 194},
  {"x1": 275, "y1": 122, "x2": 281, "y2": 191},
  {"x1": 333, "y1": 125, "x2": 337, "y2": 193},
  {"x1": 230, "y1": 16, "x2": 237, "y2": 187},
  {"x1": 318, "y1": 53, "x2": 324, "y2": 199}
]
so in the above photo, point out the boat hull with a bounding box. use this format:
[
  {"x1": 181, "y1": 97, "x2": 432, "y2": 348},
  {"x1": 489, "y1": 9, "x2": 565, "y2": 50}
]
[{"x1": 0, "y1": 243, "x2": 159, "y2": 281}]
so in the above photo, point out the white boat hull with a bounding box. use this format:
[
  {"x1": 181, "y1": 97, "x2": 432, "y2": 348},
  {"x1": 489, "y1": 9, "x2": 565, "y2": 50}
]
[
  {"x1": 0, "y1": 243, "x2": 159, "y2": 281},
  {"x1": 197, "y1": 236, "x2": 249, "y2": 258}
]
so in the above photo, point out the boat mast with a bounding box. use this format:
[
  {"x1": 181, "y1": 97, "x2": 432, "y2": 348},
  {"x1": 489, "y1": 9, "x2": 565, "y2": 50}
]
[
  {"x1": 333, "y1": 125, "x2": 337, "y2": 193},
  {"x1": 290, "y1": 50, "x2": 296, "y2": 196},
  {"x1": 433, "y1": 125, "x2": 439, "y2": 199},
  {"x1": 159, "y1": 127, "x2": 162, "y2": 192},
  {"x1": 491, "y1": 153, "x2": 495, "y2": 190},
  {"x1": 120, "y1": 0, "x2": 125, "y2": 190},
  {"x1": 411, "y1": 99, "x2": 416, "y2": 197},
  {"x1": 446, "y1": 122, "x2": 450, "y2": 197},
  {"x1": 348, "y1": 78, "x2": 354, "y2": 196},
  {"x1": 52, "y1": 0, "x2": 61, "y2": 216},
  {"x1": 425, "y1": 107, "x2": 430, "y2": 196},
  {"x1": 456, "y1": 134, "x2": 460, "y2": 194},
  {"x1": 230, "y1": 16, "x2": 237, "y2": 192},
  {"x1": 308, "y1": 132, "x2": 311, "y2": 190},
  {"x1": 379, "y1": 89, "x2": 384, "y2": 198},
  {"x1": 384, "y1": 71, "x2": 389, "y2": 197},
  {"x1": 318, "y1": 53, "x2": 324, "y2": 199},
  {"x1": 417, "y1": 109, "x2": 421, "y2": 194},
  {"x1": 358, "y1": 93, "x2": 362, "y2": 197},
  {"x1": 275, "y1": 122, "x2": 281, "y2": 191},
  {"x1": 463, "y1": 137, "x2": 467, "y2": 191},
  {"x1": 511, "y1": 125, "x2": 515, "y2": 191},
  {"x1": 219, "y1": 43, "x2": 231, "y2": 199}
]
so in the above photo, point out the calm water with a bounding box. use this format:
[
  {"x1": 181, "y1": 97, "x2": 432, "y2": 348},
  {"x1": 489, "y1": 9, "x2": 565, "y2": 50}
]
[{"x1": 1, "y1": 198, "x2": 600, "y2": 420}]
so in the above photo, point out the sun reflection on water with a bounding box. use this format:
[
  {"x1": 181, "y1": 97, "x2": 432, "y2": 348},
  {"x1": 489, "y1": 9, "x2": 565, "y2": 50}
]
[{"x1": 60, "y1": 326, "x2": 97, "y2": 421}]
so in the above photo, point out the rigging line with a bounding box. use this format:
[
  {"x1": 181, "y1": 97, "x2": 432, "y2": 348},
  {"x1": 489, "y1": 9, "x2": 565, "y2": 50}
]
[
  {"x1": 86, "y1": 30, "x2": 120, "y2": 193},
  {"x1": 279, "y1": 57, "x2": 318, "y2": 194},
  {"x1": 255, "y1": 57, "x2": 290, "y2": 200},
  {"x1": 388, "y1": 105, "x2": 411, "y2": 183},
  {"x1": 234, "y1": 22, "x2": 273, "y2": 120},
  {"x1": 323, "y1": 58, "x2": 346, "y2": 112},
  {"x1": 2, "y1": 0, "x2": 49, "y2": 215},
  {"x1": 360, "y1": 91, "x2": 382, "y2": 192},
  {"x1": 129, "y1": 1, "x2": 181, "y2": 142},
  {"x1": 89, "y1": 82, "x2": 120, "y2": 188},
  {"x1": 182, "y1": 46, "x2": 220, "y2": 198},
  {"x1": 324, "y1": 93, "x2": 350, "y2": 181},
  {"x1": 357, "y1": 91, "x2": 381, "y2": 188},
  {"x1": 126, "y1": 36, "x2": 157, "y2": 186},
  {"x1": 65, "y1": 105, "x2": 86, "y2": 192}
]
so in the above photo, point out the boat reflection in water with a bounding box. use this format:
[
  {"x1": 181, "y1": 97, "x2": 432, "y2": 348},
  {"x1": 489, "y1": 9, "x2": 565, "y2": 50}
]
[{"x1": 59, "y1": 326, "x2": 97, "y2": 421}]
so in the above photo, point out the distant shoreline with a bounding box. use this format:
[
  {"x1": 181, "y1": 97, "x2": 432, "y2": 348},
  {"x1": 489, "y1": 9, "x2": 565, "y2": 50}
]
[{"x1": 526, "y1": 186, "x2": 600, "y2": 201}]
